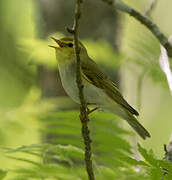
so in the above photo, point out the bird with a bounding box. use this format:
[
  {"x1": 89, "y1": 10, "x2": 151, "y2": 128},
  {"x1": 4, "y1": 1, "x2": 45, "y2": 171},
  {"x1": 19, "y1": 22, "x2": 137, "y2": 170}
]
[{"x1": 49, "y1": 37, "x2": 151, "y2": 139}]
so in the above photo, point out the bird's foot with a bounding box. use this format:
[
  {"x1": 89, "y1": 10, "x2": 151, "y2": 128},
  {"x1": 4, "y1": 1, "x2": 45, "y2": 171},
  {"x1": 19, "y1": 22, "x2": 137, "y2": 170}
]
[{"x1": 86, "y1": 107, "x2": 99, "y2": 115}]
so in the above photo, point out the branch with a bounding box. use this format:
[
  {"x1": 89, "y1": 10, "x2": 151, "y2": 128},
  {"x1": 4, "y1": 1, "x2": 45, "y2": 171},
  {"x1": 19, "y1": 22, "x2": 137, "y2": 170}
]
[
  {"x1": 101, "y1": 0, "x2": 172, "y2": 58},
  {"x1": 136, "y1": 69, "x2": 147, "y2": 112},
  {"x1": 67, "y1": 0, "x2": 95, "y2": 180}
]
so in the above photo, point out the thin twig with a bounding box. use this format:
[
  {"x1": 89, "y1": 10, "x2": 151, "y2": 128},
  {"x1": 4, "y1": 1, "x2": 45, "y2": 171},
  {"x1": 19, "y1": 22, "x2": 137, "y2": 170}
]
[
  {"x1": 101, "y1": 0, "x2": 172, "y2": 58},
  {"x1": 136, "y1": 70, "x2": 147, "y2": 112},
  {"x1": 131, "y1": 70, "x2": 147, "y2": 160},
  {"x1": 69, "y1": 0, "x2": 95, "y2": 180},
  {"x1": 145, "y1": 0, "x2": 158, "y2": 17}
]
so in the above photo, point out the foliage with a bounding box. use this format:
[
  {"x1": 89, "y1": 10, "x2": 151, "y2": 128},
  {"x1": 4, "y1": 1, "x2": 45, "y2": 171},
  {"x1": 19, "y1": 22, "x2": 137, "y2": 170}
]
[
  {"x1": 127, "y1": 31, "x2": 169, "y2": 89},
  {"x1": 1, "y1": 0, "x2": 172, "y2": 179},
  {"x1": 0, "y1": 108, "x2": 171, "y2": 180}
]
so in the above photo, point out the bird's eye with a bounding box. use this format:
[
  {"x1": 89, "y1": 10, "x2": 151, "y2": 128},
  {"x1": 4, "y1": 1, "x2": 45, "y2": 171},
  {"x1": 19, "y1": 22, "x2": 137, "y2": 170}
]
[{"x1": 68, "y1": 43, "x2": 73, "y2": 47}]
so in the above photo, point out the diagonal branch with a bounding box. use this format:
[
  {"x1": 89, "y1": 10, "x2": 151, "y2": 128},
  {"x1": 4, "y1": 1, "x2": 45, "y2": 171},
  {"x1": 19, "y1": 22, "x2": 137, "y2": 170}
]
[
  {"x1": 67, "y1": 0, "x2": 95, "y2": 180},
  {"x1": 101, "y1": 0, "x2": 172, "y2": 58}
]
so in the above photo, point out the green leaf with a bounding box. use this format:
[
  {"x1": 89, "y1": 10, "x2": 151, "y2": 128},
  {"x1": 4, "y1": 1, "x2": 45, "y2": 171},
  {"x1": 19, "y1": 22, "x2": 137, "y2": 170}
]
[
  {"x1": 138, "y1": 144, "x2": 158, "y2": 167},
  {"x1": 149, "y1": 167, "x2": 163, "y2": 180},
  {"x1": 0, "y1": 169, "x2": 7, "y2": 180}
]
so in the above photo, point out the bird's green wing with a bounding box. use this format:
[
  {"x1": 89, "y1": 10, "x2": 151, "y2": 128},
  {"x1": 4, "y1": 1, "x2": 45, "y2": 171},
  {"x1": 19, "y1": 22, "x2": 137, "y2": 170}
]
[{"x1": 81, "y1": 57, "x2": 139, "y2": 116}]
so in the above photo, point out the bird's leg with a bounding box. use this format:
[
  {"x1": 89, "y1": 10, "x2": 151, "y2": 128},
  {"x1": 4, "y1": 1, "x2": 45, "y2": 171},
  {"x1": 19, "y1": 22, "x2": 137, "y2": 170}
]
[{"x1": 86, "y1": 107, "x2": 99, "y2": 115}]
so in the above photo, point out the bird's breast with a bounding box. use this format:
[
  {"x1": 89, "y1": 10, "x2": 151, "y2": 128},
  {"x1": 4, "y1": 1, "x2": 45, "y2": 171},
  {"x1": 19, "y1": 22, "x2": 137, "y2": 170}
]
[
  {"x1": 58, "y1": 62, "x2": 109, "y2": 105},
  {"x1": 58, "y1": 63, "x2": 80, "y2": 103}
]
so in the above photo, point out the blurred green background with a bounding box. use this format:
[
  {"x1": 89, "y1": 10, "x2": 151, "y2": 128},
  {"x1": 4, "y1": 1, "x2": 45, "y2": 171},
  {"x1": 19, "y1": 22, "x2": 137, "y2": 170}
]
[{"x1": 0, "y1": 0, "x2": 172, "y2": 179}]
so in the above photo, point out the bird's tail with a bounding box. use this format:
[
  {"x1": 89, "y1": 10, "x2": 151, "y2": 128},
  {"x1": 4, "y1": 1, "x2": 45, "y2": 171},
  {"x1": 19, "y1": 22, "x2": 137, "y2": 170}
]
[{"x1": 125, "y1": 111, "x2": 151, "y2": 140}]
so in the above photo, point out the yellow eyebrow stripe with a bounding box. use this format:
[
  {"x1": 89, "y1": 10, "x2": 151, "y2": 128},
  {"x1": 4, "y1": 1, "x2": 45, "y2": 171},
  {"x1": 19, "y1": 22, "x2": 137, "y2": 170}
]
[{"x1": 60, "y1": 40, "x2": 72, "y2": 44}]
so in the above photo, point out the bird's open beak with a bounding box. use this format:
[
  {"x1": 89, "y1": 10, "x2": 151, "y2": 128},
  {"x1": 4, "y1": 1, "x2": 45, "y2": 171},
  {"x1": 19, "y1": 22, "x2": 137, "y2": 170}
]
[{"x1": 49, "y1": 37, "x2": 64, "y2": 49}]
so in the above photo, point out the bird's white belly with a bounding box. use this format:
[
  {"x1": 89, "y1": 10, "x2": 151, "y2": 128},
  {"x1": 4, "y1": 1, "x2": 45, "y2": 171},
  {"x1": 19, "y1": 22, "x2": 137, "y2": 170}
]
[
  {"x1": 59, "y1": 65, "x2": 107, "y2": 105},
  {"x1": 58, "y1": 64, "x2": 128, "y2": 119}
]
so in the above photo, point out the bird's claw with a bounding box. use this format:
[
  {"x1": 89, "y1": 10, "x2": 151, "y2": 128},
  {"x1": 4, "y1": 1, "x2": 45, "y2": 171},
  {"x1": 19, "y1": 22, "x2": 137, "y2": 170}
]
[{"x1": 86, "y1": 107, "x2": 99, "y2": 115}]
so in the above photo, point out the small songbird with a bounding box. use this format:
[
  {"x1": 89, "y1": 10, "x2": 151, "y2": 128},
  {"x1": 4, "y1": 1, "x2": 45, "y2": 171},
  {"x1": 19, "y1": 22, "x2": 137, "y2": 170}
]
[{"x1": 50, "y1": 37, "x2": 150, "y2": 139}]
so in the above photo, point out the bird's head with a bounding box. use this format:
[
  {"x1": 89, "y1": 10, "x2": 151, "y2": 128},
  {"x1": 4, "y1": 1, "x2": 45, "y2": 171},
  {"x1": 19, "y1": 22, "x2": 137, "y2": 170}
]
[{"x1": 49, "y1": 37, "x2": 87, "y2": 66}]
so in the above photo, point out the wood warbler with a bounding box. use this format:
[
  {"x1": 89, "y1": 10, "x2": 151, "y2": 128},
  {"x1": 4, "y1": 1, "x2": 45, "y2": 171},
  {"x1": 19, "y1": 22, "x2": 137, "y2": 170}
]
[{"x1": 50, "y1": 37, "x2": 150, "y2": 139}]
